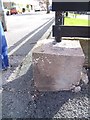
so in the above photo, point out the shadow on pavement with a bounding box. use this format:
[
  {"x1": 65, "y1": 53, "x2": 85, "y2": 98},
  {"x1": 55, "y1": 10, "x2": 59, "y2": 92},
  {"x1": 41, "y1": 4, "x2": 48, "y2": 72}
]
[{"x1": 2, "y1": 64, "x2": 89, "y2": 118}]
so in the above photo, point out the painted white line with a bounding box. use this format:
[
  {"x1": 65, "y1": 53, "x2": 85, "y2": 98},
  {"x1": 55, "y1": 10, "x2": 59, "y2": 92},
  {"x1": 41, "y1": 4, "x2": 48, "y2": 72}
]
[
  {"x1": 19, "y1": 22, "x2": 54, "y2": 76},
  {"x1": 8, "y1": 18, "x2": 54, "y2": 56},
  {"x1": 6, "y1": 20, "x2": 54, "y2": 83}
]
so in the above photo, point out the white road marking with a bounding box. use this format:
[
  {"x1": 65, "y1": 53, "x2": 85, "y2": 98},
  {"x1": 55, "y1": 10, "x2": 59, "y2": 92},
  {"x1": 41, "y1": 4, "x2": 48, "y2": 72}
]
[
  {"x1": 6, "y1": 20, "x2": 54, "y2": 83},
  {"x1": 8, "y1": 18, "x2": 53, "y2": 56}
]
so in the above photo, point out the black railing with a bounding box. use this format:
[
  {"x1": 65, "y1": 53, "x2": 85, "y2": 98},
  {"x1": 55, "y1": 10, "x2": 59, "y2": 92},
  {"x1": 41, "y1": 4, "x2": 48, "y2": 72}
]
[{"x1": 52, "y1": 1, "x2": 90, "y2": 42}]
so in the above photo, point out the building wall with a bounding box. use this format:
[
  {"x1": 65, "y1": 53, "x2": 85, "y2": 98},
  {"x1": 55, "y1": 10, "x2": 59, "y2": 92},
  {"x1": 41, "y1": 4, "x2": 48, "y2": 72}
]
[
  {"x1": 3, "y1": 0, "x2": 47, "y2": 11},
  {"x1": 3, "y1": 2, "x2": 15, "y2": 9},
  {"x1": 35, "y1": 0, "x2": 47, "y2": 10}
]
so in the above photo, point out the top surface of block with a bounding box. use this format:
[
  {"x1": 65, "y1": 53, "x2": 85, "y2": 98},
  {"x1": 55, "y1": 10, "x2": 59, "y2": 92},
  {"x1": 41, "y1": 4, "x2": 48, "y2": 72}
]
[{"x1": 33, "y1": 39, "x2": 85, "y2": 57}]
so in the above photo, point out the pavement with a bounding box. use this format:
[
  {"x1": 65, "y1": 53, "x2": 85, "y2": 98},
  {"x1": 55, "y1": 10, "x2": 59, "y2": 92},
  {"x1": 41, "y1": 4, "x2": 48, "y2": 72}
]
[{"x1": 1, "y1": 20, "x2": 90, "y2": 119}]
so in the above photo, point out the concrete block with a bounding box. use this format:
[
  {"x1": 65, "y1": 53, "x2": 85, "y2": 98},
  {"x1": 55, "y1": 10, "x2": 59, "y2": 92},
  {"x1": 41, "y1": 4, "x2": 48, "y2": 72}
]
[{"x1": 32, "y1": 39, "x2": 85, "y2": 91}]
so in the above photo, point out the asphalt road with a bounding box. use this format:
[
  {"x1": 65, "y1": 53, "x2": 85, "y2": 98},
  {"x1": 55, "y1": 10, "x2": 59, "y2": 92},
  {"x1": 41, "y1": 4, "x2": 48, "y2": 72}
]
[{"x1": 2, "y1": 11, "x2": 54, "y2": 84}]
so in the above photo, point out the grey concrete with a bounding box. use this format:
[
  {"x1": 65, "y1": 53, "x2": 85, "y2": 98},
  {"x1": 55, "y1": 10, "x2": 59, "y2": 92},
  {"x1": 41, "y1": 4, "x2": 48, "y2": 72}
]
[{"x1": 32, "y1": 39, "x2": 85, "y2": 91}]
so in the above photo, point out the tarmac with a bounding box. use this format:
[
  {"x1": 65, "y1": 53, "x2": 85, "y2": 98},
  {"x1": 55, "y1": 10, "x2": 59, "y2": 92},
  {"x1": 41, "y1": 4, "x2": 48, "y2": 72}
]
[{"x1": 2, "y1": 18, "x2": 90, "y2": 119}]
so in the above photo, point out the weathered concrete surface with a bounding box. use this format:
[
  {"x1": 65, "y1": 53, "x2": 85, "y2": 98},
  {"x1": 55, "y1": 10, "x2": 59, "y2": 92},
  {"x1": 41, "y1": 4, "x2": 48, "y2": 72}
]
[{"x1": 32, "y1": 39, "x2": 85, "y2": 91}]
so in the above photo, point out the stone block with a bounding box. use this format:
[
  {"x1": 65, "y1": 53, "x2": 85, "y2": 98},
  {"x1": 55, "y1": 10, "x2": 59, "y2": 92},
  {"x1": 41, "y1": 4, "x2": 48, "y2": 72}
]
[{"x1": 32, "y1": 39, "x2": 85, "y2": 91}]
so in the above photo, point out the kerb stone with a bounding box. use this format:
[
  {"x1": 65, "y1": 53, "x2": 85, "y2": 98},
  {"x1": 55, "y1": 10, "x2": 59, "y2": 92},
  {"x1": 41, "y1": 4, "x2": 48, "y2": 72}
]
[{"x1": 32, "y1": 39, "x2": 85, "y2": 91}]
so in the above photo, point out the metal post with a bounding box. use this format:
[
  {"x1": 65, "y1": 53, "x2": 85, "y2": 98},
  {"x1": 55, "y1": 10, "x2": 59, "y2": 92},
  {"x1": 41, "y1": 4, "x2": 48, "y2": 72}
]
[
  {"x1": 46, "y1": 0, "x2": 50, "y2": 14},
  {"x1": 55, "y1": 11, "x2": 64, "y2": 42}
]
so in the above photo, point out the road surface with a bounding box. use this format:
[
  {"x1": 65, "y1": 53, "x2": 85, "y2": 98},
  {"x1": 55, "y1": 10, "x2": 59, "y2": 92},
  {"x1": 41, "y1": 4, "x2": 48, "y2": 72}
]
[{"x1": 2, "y1": 11, "x2": 54, "y2": 84}]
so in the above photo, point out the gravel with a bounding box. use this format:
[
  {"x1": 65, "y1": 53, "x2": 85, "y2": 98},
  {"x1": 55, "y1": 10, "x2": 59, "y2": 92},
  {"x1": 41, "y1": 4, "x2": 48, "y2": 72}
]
[{"x1": 2, "y1": 62, "x2": 90, "y2": 118}]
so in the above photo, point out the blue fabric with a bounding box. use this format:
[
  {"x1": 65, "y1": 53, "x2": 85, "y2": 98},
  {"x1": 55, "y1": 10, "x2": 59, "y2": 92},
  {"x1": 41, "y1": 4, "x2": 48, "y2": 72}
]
[{"x1": 0, "y1": 21, "x2": 9, "y2": 70}]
